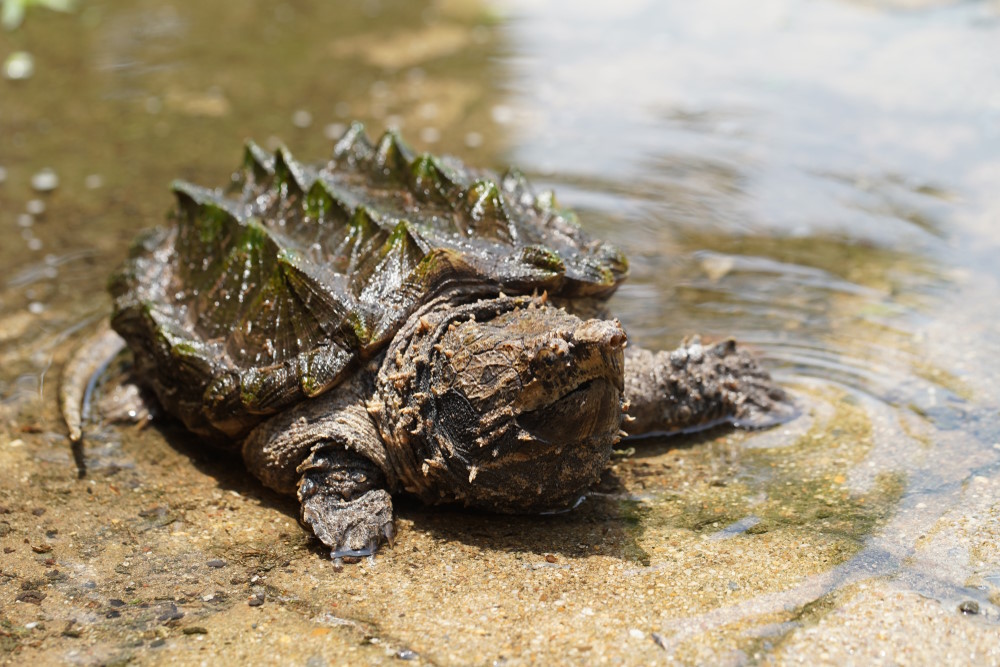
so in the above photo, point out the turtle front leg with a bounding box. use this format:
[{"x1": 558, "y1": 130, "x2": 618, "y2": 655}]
[
  {"x1": 297, "y1": 445, "x2": 394, "y2": 557},
  {"x1": 623, "y1": 338, "x2": 796, "y2": 436},
  {"x1": 241, "y1": 369, "x2": 395, "y2": 558}
]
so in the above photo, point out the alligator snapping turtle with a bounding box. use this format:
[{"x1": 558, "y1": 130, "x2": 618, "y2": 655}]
[{"x1": 62, "y1": 123, "x2": 793, "y2": 557}]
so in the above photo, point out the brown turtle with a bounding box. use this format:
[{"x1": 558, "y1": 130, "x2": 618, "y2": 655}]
[{"x1": 62, "y1": 123, "x2": 794, "y2": 557}]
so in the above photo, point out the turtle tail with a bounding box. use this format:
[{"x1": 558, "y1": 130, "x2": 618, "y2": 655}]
[{"x1": 60, "y1": 321, "x2": 126, "y2": 447}]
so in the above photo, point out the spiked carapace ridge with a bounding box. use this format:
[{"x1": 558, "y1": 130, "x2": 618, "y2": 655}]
[{"x1": 109, "y1": 123, "x2": 629, "y2": 443}]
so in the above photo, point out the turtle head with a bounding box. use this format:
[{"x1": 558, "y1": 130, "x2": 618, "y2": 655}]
[{"x1": 374, "y1": 296, "x2": 626, "y2": 513}]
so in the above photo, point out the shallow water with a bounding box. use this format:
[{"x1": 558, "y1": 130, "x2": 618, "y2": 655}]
[{"x1": 2, "y1": 0, "x2": 999, "y2": 663}]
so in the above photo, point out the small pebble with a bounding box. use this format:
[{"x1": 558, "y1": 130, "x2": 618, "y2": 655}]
[
  {"x1": 31, "y1": 168, "x2": 59, "y2": 192},
  {"x1": 157, "y1": 604, "x2": 184, "y2": 622},
  {"x1": 206, "y1": 559, "x2": 227, "y2": 568},
  {"x1": 464, "y1": 131, "x2": 483, "y2": 148},
  {"x1": 84, "y1": 174, "x2": 103, "y2": 189},
  {"x1": 418, "y1": 102, "x2": 438, "y2": 120},
  {"x1": 106, "y1": 610, "x2": 121, "y2": 619},
  {"x1": 16, "y1": 591, "x2": 45, "y2": 604},
  {"x1": 491, "y1": 104, "x2": 514, "y2": 125},
  {"x1": 182, "y1": 626, "x2": 208, "y2": 635},
  {"x1": 324, "y1": 123, "x2": 347, "y2": 140},
  {"x1": 406, "y1": 67, "x2": 426, "y2": 84},
  {"x1": 958, "y1": 600, "x2": 980, "y2": 615},
  {"x1": 396, "y1": 649, "x2": 418, "y2": 660},
  {"x1": 108, "y1": 599, "x2": 126, "y2": 607},
  {"x1": 17, "y1": 214, "x2": 33, "y2": 228},
  {"x1": 419, "y1": 127, "x2": 441, "y2": 144},
  {"x1": 292, "y1": 109, "x2": 313, "y2": 128},
  {"x1": 4, "y1": 51, "x2": 34, "y2": 80},
  {"x1": 248, "y1": 593, "x2": 265, "y2": 607},
  {"x1": 28, "y1": 302, "x2": 45, "y2": 314},
  {"x1": 323, "y1": 123, "x2": 347, "y2": 141},
  {"x1": 544, "y1": 554, "x2": 557, "y2": 563},
  {"x1": 27, "y1": 237, "x2": 43, "y2": 251},
  {"x1": 150, "y1": 639, "x2": 166, "y2": 648},
  {"x1": 26, "y1": 199, "x2": 45, "y2": 215}
]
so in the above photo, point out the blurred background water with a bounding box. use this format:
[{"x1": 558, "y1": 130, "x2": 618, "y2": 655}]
[{"x1": 1, "y1": 0, "x2": 999, "y2": 660}]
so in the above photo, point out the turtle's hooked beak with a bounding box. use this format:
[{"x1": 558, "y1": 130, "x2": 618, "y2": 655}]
[{"x1": 515, "y1": 318, "x2": 625, "y2": 450}]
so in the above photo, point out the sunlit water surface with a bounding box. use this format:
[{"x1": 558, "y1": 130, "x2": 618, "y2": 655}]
[
  {"x1": 1, "y1": 0, "x2": 999, "y2": 660},
  {"x1": 494, "y1": 0, "x2": 1000, "y2": 629}
]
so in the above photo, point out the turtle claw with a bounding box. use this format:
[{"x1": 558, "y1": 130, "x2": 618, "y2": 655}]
[
  {"x1": 295, "y1": 444, "x2": 395, "y2": 561},
  {"x1": 298, "y1": 478, "x2": 395, "y2": 559},
  {"x1": 382, "y1": 520, "x2": 396, "y2": 548}
]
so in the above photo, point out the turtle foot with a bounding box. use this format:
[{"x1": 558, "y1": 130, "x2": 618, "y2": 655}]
[{"x1": 297, "y1": 446, "x2": 395, "y2": 559}]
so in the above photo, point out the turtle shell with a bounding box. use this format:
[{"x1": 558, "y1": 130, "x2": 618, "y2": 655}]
[{"x1": 110, "y1": 123, "x2": 628, "y2": 443}]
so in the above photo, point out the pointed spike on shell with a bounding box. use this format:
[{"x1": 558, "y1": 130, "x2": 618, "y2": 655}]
[
  {"x1": 315, "y1": 172, "x2": 365, "y2": 219},
  {"x1": 464, "y1": 179, "x2": 516, "y2": 243},
  {"x1": 349, "y1": 204, "x2": 381, "y2": 233},
  {"x1": 305, "y1": 178, "x2": 359, "y2": 225},
  {"x1": 409, "y1": 154, "x2": 455, "y2": 201},
  {"x1": 332, "y1": 121, "x2": 374, "y2": 162},
  {"x1": 171, "y1": 181, "x2": 246, "y2": 226},
  {"x1": 273, "y1": 146, "x2": 313, "y2": 196},
  {"x1": 304, "y1": 180, "x2": 334, "y2": 220},
  {"x1": 297, "y1": 347, "x2": 347, "y2": 398},
  {"x1": 170, "y1": 180, "x2": 203, "y2": 215},
  {"x1": 243, "y1": 140, "x2": 275, "y2": 181},
  {"x1": 465, "y1": 179, "x2": 507, "y2": 222},
  {"x1": 535, "y1": 189, "x2": 557, "y2": 212},
  {"x1": 386, "y1": 219, "x2": 425, "y2": 254},
  {"x1": 372, "y1": 129, "x2": 415, "y2": 178},
  {"x1": 500, "y1": 167, "x2": 535, "y2": 206}
]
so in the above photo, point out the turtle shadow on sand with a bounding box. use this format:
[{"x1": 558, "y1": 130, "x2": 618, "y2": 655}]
[{"x1": 77, "y1": 413, "x2": 659, "y2": 565}]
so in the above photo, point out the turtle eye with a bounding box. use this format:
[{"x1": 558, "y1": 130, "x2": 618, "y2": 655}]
[{"x1": 434, "y1": 388, "x2": 481, "y2": 446}]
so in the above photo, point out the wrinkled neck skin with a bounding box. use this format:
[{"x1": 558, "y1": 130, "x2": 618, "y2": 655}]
[{"x1": 369, "y1": 294, "x2": 626, "y2": 513}]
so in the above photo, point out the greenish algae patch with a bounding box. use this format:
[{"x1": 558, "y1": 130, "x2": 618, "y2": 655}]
[
  {"x1": 629, "y1": 386, "x2": 905, "y2": 566},
  {"x1": 0, "y1": 617, "x2": 24, "y2": 655},
  {"x1": 909, "y1": 358, "x2": 973, "y2": 402},
  {"x1": 607, "y1": 387, "x2": 912, "y2": 663},
  {"x1": 669, "y1": 585, "x2": 854, "y2": 665},
  {"x1": 195, "y1": 204, "x2": 234, "y2": 245},
  {"x1": 618, "y1": 499, "x2": 652, "y2": 566}
]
